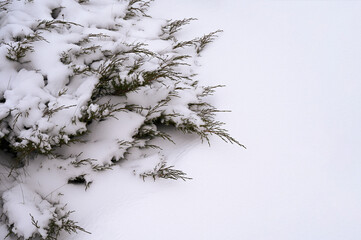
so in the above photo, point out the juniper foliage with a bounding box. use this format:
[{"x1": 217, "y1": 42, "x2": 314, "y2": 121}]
[
  {"x1": 4, "y1": 204, "x2": 90, "y2": 240},
  {"x1": 0, "y1": 0, "x2": 244, "y2": 239},
  {"x1": 138, "y1": 161, "x2": 192, "y2": 181}
]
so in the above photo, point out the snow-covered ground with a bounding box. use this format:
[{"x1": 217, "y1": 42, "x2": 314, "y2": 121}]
[
  {"x1": 2, "y1": 0, "x2": 361, "y2": 239},
  {"x1": 61, "y1": 1, "x2": 361, "y2": 239}
]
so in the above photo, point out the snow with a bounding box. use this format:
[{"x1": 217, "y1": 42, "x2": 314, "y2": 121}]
[
  {"x1": 61, "y1": 107, "x2": 146, "y2": 165},
  {"x1": 2, "y1": 184, "x2": 55, "y2": 239},
  {"x1": 147, "y1": 1, "x2": 361, "y2": 239},
  {"x1": 1, "y1": 0, "x2": 361, "y2": 239}
]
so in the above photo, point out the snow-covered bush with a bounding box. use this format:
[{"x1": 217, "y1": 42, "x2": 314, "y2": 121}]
[{"x1": 0, "y1": 0, "x2": 243, "y2": 239}]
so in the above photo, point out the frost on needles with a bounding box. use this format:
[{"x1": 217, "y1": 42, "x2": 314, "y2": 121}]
[{"x1": 0, "y1": 0, "x2": 244, "y2": 239}]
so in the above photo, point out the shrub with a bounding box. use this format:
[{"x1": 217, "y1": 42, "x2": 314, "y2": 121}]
[{"x1": 0, "y1": 0, "x2": 243, "y2": 239}]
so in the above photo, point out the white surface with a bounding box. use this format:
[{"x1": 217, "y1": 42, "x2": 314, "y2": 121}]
[
  {"x1": 63, "y1": 1, "x2": 361, "y2": 239},
  {"x1": 2, "y1": 0, "x2": 361, "y2": 239}
]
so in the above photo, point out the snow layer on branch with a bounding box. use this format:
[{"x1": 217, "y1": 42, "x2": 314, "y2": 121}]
[
  {"x1": 0, "y1": 0, "x2": 224, "y2": 161},
  {"x1": 2, "y1": 184, "x2": 56, "y2": 239}
]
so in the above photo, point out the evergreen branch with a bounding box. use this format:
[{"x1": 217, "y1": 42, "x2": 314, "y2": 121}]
[
  {"x1": 43, "y1": 104, "x2": 76, "y2": 119},
  {"x1": 44, "y1": 209, "x2": 91, "y2": 239},
  {"x1": 5, "y1": 42, "x2": 34, "y2": 62},
  {"x1": 200, "y1": 85, "x2": 225, "y2": 97},
  {"x1": 139, "y1": 161, "x2": 192, "y2": 181},
  {"x1": 134, "y1": 124, "x2": 175, "y2": 144},
  {"x1": 91, "y1": 164, "x2": 113, "y2": 171},
  {"x1": 121, "y1": 42, "x2": 155, "y2": 56},
  {"x1": 161, "y1": 18, "x2": 197, "y2": 40},
  {"x1": 36, "y1": 20, "x2": 82, "y2": 31},
  {"x1": 173, "y1": 30, "x2": 223, "y2": 53},
  {"x1": 173, "y1": 39, "x2": 195, "y2": 49},
  {"x1": 124, "y1": 0, "x2": 153, "y2": 19},
  {"x1": 0, "y1": 0, "x2": 9, "y2": 11},
  {"x1": 80, "y1": 101, "x2": 131, "y2": 123},
  {"x1": 5, "y1": 32, "x2": 47, "y2": 62},
  {"x1": 70, "y1": 158, "x2": 95, "y2": 167},
  {"x1": 196, "y1": 30, "x2": 223, "y2": 54},
  {"x1": 73, "y1": 45, "x2": 101, "y2": 58}
]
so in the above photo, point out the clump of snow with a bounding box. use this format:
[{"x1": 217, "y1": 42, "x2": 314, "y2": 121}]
[{"x1": 2, "y1": 184, "x2": 55, "y2": 239}]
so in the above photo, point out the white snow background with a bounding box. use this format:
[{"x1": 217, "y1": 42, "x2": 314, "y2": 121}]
[{"x1": 2, "y1": 0, "x2": 361, "y2": 239}]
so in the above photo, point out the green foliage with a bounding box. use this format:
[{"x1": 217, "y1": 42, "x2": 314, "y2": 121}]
[
  {"x1": 134, "y1": 123, "x2": 174, "y2": 143},
  {"x1": 124, "y1": 0, "x2": 153, "y2": 20},
  {"x1": 0, "y1": 0, "x2": 9, "y2": 11},
  {"x1": 70, "y1": 157, "x2": 114, "y2": 172},
  {"x1": 36, "y1": 20, "x2": 81, "y2": 32},
  {"x1": 173, "y1": 30, "x2": 223, "y2": 54},
  {"x1": 195, "y1": 30, "x2": 223, "y2": 54},
  {"x1": 40, "y1": 208, "x2": 90, "y2": 240},
  {"x1": 5, "y1": 42, "x2": 34, "y2": 62},
  {"x1": 79, "y1": 101, "x2": 129, "y2": 123},
  {"x1": 161, "y1": 18, "x2": 196, "y2": 41},
  {"x1": 4, "y1": 206, "x2": 90, "y2": 240},
  {"x1": 43, "y1": 104, "x2": 76, "y2": 119},
  {"x1": 5, "y1": 33, "x2": 46, "y2": 62},
  {"x1": 138, "y1": 161, "x2": 192, "y2": 181}
]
